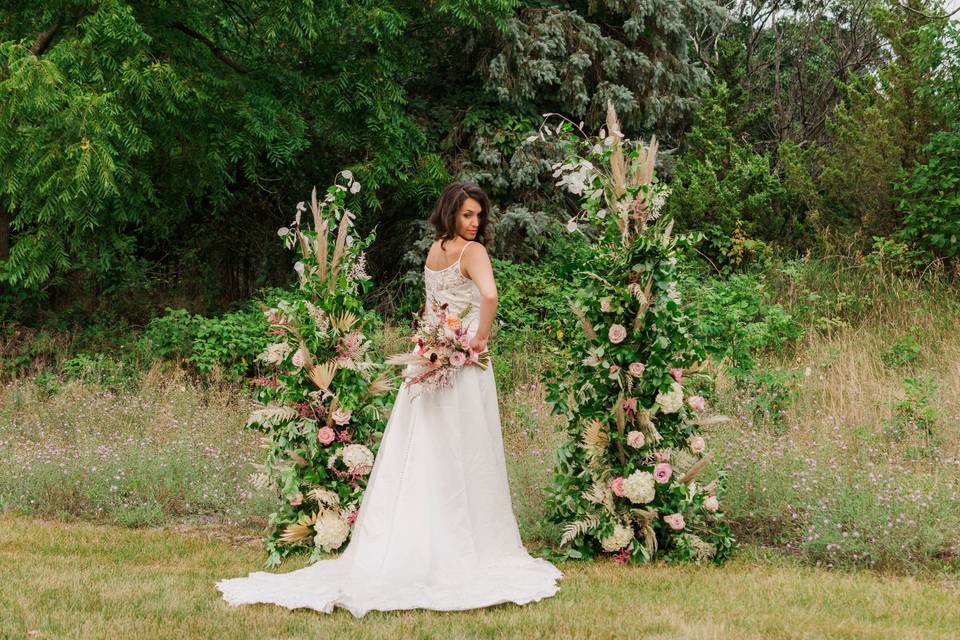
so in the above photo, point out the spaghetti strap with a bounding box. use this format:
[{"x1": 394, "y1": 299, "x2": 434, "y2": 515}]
[
  {"x1": 456, "y1": 240, "x2": 474, "y2": 277},
  {"x1": 456, "y1": 240, "x2": 474, "y2": 263}
]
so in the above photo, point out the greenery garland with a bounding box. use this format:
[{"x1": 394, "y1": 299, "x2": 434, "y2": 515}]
[
  {"x1": 538, "y1": 103, "x2": 736, "y2": 564},
  {"x1": 245, "y1": 171, "x2": 396, "y2": 566}
]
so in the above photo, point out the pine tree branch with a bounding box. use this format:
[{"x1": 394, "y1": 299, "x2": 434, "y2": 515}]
[
  {"x1": 29, "y1": 22, "x2": 60, "y2": 56},
  {"x1": 170, "y1": 21, "x2": 248, "y2": 73}
]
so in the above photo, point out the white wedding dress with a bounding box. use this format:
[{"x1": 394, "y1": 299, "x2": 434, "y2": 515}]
[{"x1": 216, "y1": 240, "x2": 563, "y2": 617}]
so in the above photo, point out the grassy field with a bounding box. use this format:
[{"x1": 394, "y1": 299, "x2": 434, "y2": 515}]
[{"x1": 2, "y1": 513, "x2": 958, "y2": 640}]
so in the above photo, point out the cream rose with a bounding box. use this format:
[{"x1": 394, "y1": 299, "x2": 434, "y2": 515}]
[
  {"x1": 608, "y1": 323, "x2": 627, "y2": 344},
  {"x1": 626, "y1": 430, "x2": 645, "y2": 449},
  {"x1": 664, "y1": 513, "x2": 686, "y2": 530}
]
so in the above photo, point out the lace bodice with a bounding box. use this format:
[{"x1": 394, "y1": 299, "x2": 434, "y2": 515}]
[{"x1": 423, "y1": 241, "x2": 483, "y2": 335}]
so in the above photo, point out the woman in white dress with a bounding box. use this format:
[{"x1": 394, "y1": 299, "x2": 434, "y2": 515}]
[{"x1": 216, "y1": 180, "x2": 564, "y2": 617}]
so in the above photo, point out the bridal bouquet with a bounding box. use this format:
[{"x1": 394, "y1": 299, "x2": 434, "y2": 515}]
[{"x1": 386, "y1": 299, "x2": 490, "y2": 397}]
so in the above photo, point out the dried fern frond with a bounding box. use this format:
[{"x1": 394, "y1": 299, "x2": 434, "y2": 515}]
[
  {"x1": 307, "y1": 361, "x2": 337, "y2": 390},
  {"x1": 580, "y1": 419, "x2": 609, "y2": 450},
  {"x1": 633, "y1": 273, "x2": 655, "y2": 332},
  {"x1": 560, "y1": 514, "x2": 600, "y2": 547},
  {"x1": 582, "y1": 479, "x2": 616, "y2": 515},
  {"x1": 246, "y1": 405, "x2": 298, "y2": 428},
  {"x1": 627, "y1": 282, "x2": 648, "y2": 306},
  {"x1": 307, "y1": 487, "x2": 341, "y2": 509},
  {"x1": 278, "y1": 511, "x2": 318, "y2": 544}
]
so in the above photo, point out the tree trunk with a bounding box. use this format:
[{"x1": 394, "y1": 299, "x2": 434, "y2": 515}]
[{"x1": 0, "y1": 203, "x2": 9, "y2": 261}]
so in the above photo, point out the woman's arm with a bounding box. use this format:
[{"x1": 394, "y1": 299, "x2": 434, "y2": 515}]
[{"x1": 462, "y1": 243, "x2": 498, "y2": 349}]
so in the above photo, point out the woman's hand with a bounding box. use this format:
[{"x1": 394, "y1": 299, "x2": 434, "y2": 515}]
[{"x1": 469, "y1": 334, "x2": 488, "y2": 353}]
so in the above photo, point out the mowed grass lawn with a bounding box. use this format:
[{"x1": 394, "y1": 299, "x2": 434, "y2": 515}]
[{"x1": 2, "y1": 513, "x2": 958, "y2": 640}]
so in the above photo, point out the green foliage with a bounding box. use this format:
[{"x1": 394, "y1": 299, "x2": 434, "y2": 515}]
[
  {"x1": 538, "y1": 111, "x2": 735, "y2": 565},
  {"x1": 880, "y1": 328, "x2": 923, "y2": 369},
  {"x1": 243, "y1": 175, "x2": 395, "y2": 566},
  {"x1": 884, "y1": 376, "x2": 942, "y2": 457},
  {"x1": 895, "y1": 128, "x2": 960, "y2": 261},
  {"x1": 666, "y1": 82, "x2": 796, "y2": 268},
  {"x1": 687, "y1": 272, "x2": 803, "y2": 375}
]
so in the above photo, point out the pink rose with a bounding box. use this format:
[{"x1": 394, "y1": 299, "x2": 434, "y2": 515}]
[
  {"x1": 317, "y1": 426, "x2": 336, "y2": 445},
  {"x1": 664, "y1": 513, "x2": 685, "y2": 530},
  {"x1": 670, "y1": 368, "x2": 684, "y2": 382},
  {"x1": 600, "y1": 297, "x2": 612, "y2": 313},
  {"x1": 450, "y1": 351, "x2": 467, "y2": 368},
  {"x1": 653, "y1": 450, "x2": 670, "y2": 462},
  {"x1": 608, "y1": 364, "x2": 621, "y2": 379},
  {"x1": 628, "y1": 362, "x2": 645, "y2": 378},
  {"x1": 653, "y1": 462, "x2": 672, "y2": 484},
  {"x1": 332, "y1": 408, "x2": 352, "y2": 426},
  {"x1": 608, "y1": 323, "x2": 627, "y2": 344},
  {"x1": 687, "y1": 395, "x2": 706, "y2": 412},
  {"x1": 610, "y1": 477, "x2": 625, "y2": 497},
  {"x1": 703, "y1": 496, "x2": 720, "y2": 513},
  {"x1": 288, "y1": 492, "x2": 303, "y2": 506},
  {"x1": 459, "y1": 333, "x2": 472, "y2": 349}
]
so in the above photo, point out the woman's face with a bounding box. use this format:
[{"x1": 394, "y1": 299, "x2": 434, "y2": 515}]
[{"x1": 456, "y1": 197, "x2": 482, "y2": 241}]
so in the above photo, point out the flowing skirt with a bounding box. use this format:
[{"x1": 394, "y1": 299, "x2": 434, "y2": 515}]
[{"x1": 216, "y1": 358, "x2": 563, "y2": 618}]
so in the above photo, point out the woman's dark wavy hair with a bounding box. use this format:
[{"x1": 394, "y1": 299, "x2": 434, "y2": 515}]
[{"x1": 428, "y1": 180, "x2": 493, "y2": 249}]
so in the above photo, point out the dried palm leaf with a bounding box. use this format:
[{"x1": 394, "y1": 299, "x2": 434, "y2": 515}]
[
  {"x1": 560, "y1": 514, "x2": 600, "y2": 547},
  {"x1": 307, "y1": 361, "x2": 337, "y2": 391},
  {"x1": 579, "y1": 419, "x2": 609, "y2": 466},
  {"x1": 330, "y1": 310, "x2": 359, "y2": 332},
  {"x1": 278, "y1": 511, "x2": 319, "y2": 545}
]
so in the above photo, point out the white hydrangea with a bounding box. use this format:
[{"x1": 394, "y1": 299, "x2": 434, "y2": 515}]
[
  {"x1": 313, "y1": 512, "x2": 350, "y2": 551},
  {"x1": 341, "y1": 444, "x2": 374, "y2": 474},
  {"x1": 655, "y1": 382, "x2": 684, "y2": 414},
  {"x1": 600, "y1": 523, "x2": 634, "y2": 552},
  {"x1": 622, "y1": 470, "x2": 656, "y2": 504}
]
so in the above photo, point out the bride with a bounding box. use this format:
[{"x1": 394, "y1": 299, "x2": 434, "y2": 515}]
[{"x1": 216, "y1": 180, "x2": 564, "y2": 617}]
